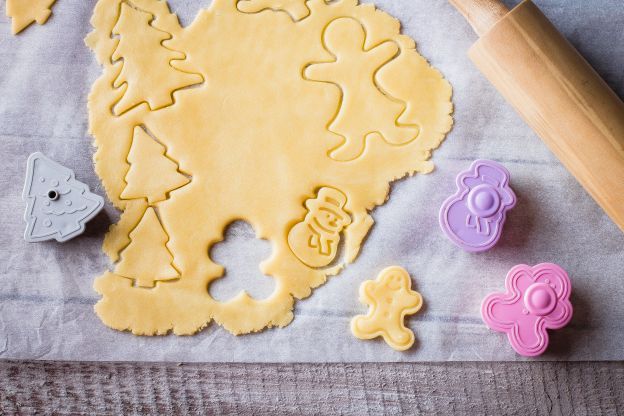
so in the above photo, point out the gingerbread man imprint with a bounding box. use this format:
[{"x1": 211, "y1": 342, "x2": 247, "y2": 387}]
[
  {"x1": 351, "y1": 266, "x2": 423, "y2": 351},
  {"x1": 304, "y1": 17, "x2": 420, "y2": 161}
]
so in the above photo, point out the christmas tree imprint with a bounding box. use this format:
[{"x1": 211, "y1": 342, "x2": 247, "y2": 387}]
[
  {"x1": 111, "y1": 1, "x2": 204, "y2": 115},
  {"x1": 121, "y1": 126, "x2": 190, "y2": 204},
  {"x1": 115, "y1": 207, "x2": 180, "y2": 288},
  {"x1": 6, "y1": 0, "x2": 56, "y2": 34},
  {"x1": 236, "y1": 0, "x2": 310, "y2": 22},
  {"x1": 22, "y1": 153, "x2": 104, "y2": 242},
  {"x1": 304, "y1": 17, "x2": 420, "y2": 161}
]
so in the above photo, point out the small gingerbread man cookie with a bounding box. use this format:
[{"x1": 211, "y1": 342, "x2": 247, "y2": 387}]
[{"x1": 351, "y1": 266, "x2": 423, "y2": 351}]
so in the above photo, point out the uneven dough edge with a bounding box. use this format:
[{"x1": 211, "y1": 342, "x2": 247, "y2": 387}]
[{"x1": 87, "y1": 0, "x2": 453, "y2": 336}]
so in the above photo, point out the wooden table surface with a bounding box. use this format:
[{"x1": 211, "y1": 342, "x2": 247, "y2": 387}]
[{"x1": 1, "y1": 361, "x2": 622, "y2": 414}]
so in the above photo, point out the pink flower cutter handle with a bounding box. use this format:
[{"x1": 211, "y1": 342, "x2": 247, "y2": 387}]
[{"x1": 481, "y1": 263, "x2": 573, "y2": 357}]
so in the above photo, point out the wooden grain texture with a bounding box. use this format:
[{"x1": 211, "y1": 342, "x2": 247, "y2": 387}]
[
  {"x1": 468, "y1": 0, "x2": 624, "y2": 232},
  {"x1": 1, "y1": 361, "x2": 623, "y2": 415},
  {"x1": 448, "y1": 0, "x2": 509, "y2": 36}
]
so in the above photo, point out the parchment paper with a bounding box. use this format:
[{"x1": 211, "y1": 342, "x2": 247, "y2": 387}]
[{"x1": 0, "y1": 0, "x2": 622, "y2": 362}]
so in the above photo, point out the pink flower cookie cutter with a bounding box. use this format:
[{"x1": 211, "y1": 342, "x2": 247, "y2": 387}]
[
  {"x1": 439, "y1": 159, "x2": 516, "y2": 252},
  {"x1": 481, "y1": 263, "x2": 573, "y2": 357}
]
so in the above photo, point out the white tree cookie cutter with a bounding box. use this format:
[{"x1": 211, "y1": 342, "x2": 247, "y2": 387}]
[{"x1": 22, "y1": 152, "x2": 105, "y2": 243}]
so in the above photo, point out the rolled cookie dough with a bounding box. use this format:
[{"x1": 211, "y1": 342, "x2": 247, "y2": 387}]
[{"x1": 86, "y1": 0, "x2": 453, "y2": 335}]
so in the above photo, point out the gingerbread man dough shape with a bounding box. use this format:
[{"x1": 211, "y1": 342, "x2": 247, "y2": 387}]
[
  {"x1": 304, "y1": 17, "x2": 420, "y2": 161},
  {"x1": 351, "y1": 266, "x2": 423, "y2": 351}
]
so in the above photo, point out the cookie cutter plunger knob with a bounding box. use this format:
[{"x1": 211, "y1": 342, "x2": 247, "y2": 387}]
[{"x1": 467, "y1": 184, "x2": 500, "y2": 218}]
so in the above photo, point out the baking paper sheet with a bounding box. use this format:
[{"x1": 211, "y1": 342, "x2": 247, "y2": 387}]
[{"x1": 0, "y1": 0, "x2": 622, "y2": 362}]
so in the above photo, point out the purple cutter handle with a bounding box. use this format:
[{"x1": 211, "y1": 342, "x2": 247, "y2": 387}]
[{"x1": 439, "y1": 160, "x2": 516, "y2": 252}]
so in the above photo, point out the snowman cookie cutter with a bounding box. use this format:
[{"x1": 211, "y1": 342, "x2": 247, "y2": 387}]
[
  {"x1": 439, "y1": 159, "x2": 516, "y2": 252},
  {"x1": 22, "y1": 152, "x2": 104, "y2": 242}
]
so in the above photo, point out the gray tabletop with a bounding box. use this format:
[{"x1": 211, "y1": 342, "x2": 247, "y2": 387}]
[{"x1": 1, "y1": 361, "x2": 623, "y2": 414}]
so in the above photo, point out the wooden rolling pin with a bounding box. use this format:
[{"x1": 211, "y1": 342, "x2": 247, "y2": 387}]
[{"x1": 449, "y1": 0, "x2": 624, "y2": 232}]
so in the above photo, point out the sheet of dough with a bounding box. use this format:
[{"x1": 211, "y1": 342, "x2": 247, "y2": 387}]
[{"x1": 86, "y1": 0, "x2": 453, "y2": 335}]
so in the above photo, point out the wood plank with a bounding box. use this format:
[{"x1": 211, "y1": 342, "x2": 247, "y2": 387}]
[{"x1": 0, "y1": 361, "x2": 622, "y2": 414}]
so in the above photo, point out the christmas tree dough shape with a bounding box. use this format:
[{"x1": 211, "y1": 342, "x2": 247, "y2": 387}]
[
  {"x1": 287, "y1": 187, "x2": 351, "y2": 268},
  {"x1": 121, "y1": 126, "x2": 190, "y2": 204},
  {"x1": 6, "y1": 0, "x2": 56, "y2": 34},
  {"x1": 111, "y1": 2, "x2": 204, "y2": 115},
  {"x1": 115, "y1": 207, "x2": 180, "y2": 287},
  {"x1": 86, "y1": 0, "x2": 453, "y2": 336}
]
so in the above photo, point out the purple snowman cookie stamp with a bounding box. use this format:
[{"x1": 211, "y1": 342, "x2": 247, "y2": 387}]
[
  {"x1": 481, "y1": 263, "x2": 573, "y2": 357},
  {"x1": 439, "y1": 160, "x2": 516, "y2": 252}
]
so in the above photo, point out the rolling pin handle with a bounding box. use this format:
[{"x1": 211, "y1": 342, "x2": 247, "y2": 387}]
[{"x1": 449, "y1": 0, "x2": 510, "y2": 36}]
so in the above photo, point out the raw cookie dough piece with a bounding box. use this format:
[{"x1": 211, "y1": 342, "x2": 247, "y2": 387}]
[
  {"x1": 236, "y1": 0, "x2": 310, "y2": 22},
  {"x1": 86, "y1": 0, "x2": 452, "y2": 336},
  {"x1": 6, "y1": 0, "x2": 56, "y2": 34},
  {"x1": 304, "y1": 17, "x2": 419, "y2": 161},
  {"x1": 287, "y1": 187, "x2": 351, "y2": 268},
  {"x1": 102, "y1": 198, "x2": 148, "y2": 262},
  {"x1": 115, "y1": 207, "x2": 180, "y2": 288},
  {"x1": 351, "y1": 266, "x2": 423, "y2": 351},
  {"x1": 111, "y1": 2, "x2": 204, "y2": 115},
  {"x1": 120, "y1": 126, "x2": 190, "y2": 204}
]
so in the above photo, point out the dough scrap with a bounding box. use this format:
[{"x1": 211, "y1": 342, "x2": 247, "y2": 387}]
[
  {"x1": 87, "y1": 0, "x2": 453, "y2": 335},
  {"x1": 6, "y1": 0, "x2": 56, "y2": 34},
  {"x1": 237, "y1": 0, "x2": 310, "y2": 22},
  {"x1": 351, "y1": 266, "x2": 423, "y2": 351}
]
